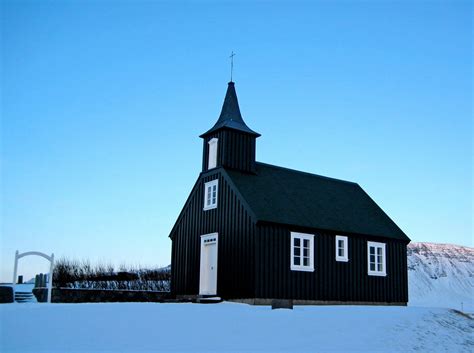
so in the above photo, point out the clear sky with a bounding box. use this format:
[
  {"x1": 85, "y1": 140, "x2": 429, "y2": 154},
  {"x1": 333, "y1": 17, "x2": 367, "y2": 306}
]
[{"x1": 1, "y1": 0, "x2": 472, "y2": 282}]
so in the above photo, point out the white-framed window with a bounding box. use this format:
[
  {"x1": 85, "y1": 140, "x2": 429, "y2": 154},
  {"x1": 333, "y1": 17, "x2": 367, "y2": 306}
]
[
  {"x1": 335, "y1": 235, "x2": 348, "y2": 262},
  {"x1": 208, "y1": 138, "x2": 218, "y2": 169},
  {"x1": 203, "y1": 179, "x2": 218, "y2": 210},
  {"x1": 290, "y1": 232, "x2": 315, "y2": 272},
  {"x1": 367, "y1": 241, "x2": 386, "y2": 276}
]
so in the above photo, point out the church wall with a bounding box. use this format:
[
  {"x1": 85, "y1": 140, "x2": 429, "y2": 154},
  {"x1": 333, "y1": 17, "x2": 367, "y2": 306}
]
[
  {"x1": 170, "y1": 169, "x2": 257, "y2": 299},
  {"x1": 255, "y1": 223, "x2": 409, "y2": 303}
]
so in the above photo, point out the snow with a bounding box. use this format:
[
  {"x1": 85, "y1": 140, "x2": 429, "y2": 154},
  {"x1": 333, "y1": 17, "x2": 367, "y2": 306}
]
[
  {"x1": 1, "y1": 302, "x2": 473, "y2": 352},
  {"x1": 8, "y1": 283, "x2": 35, "y2": 292}
]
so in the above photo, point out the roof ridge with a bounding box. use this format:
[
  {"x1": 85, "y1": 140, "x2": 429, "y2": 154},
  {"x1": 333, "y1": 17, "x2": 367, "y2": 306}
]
[{"x1": 255, "y1": 162, "x2": 358, "y2": 186}]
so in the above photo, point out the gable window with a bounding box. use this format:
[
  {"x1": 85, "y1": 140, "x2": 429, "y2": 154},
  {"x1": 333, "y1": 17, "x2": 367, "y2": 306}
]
[
  {"x1": 290, "y1": 232, "x2": 314, "y2": 272},
  {"x1": 335, "y1": 235, "x2": 348, "y2": 262},
  {"x1": 208, "y1": 138, "x2": 218, "y2": 169},
  {"x1": 367, "y1": 241, "x2": 386, "y2": 276},
  {"x1": 203, "y1": 180, "x2": 218, "y2": 210}
]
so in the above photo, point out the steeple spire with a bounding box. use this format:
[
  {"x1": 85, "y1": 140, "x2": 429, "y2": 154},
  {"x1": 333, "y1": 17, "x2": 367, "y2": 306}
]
[
  {"x1": 200, "y1": 81, "x2": 260, "y2": 173},
  {"x1": 200, "y1": 82, "x2": 260, "y2": 137}
]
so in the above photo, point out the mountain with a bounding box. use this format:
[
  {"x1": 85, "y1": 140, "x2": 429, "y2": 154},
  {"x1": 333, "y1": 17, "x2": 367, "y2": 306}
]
[{"x1": 408, "y1": 242, "x2": 473, "y2": 311}]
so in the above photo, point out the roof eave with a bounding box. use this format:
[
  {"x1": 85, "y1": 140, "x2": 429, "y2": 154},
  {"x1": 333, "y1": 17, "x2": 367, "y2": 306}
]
[{"x1": 199, "y1": 125, "x2": 261, "y2": 138}]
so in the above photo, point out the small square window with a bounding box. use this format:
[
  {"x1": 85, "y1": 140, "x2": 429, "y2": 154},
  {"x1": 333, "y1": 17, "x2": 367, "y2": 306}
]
[
  {"x1": 290, "y1": 232, "x2": 315, "y2": 272},
  {"x1": 203, "y1": 180, "x2": 218, "y2": 210},
  {"x1": 335, "y1": 235, "x2": 348, "y2": 262}
]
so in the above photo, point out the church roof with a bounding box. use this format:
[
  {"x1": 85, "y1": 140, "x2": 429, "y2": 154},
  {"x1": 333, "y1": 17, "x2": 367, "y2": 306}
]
[
  {"x1": 225, "y1": 162, "x2": 410, "y2": 242},
  {"x1": 200, "y1": 82, "x2": 261, "y2": 137}
]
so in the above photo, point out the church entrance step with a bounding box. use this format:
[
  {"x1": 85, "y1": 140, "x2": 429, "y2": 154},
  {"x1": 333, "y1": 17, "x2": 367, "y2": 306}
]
[
  {"x1": 196, "y1": 296, "x2": 222, "y2": 304},
  {"x1": 15, "y1": 291, "x2": 35, "y2": 303}
]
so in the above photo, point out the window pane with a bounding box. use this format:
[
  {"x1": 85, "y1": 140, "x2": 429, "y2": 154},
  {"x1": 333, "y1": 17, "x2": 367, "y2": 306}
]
[
  {"x1": 294, "y1": 238, "x2": 300, "y2": 247},
  {"x1": 294, "y1": 247, "x2": 300, "y2": 256},
  {"x1": 303, "y1": 239, "x2": 309, "y2": 248},
  {"x1": 303, "y1": 257, "x2": 309, "y2": 266},
  {"x1": 370, "y1": 263, "x2": 375, "y2": 271},
  {"x1": 370, "y1": 247, "x2": 375, "y2": 255},
  {"x1": 303, "y1": 248, "x2": 309, "y2": 257},
  {"x1": 370, "y1": 254, "x2": 375, "y2": 263},
  {"x1": 338, "y1": 240, "x2": 344, "y2": 249},
  {"x1": 378, "y1": 263, "x2": 383, "y2": 272},
  {"x1": 377, "y1": 247, "x2": 382, "y2": 256},
  {"x1": 338, "y1": 248, "x2": 344, "y2": 257},
  {"x1": 294, "y1": 257, "x2": 300, "y2": 266}
]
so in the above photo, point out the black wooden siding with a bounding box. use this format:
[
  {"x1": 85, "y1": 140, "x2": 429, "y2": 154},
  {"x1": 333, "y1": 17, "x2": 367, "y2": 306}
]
[
  {"x1": 202, "y1": 130, "x2": 256, "y2": 173},
  {"x1": 255, "y1": 223, "x2": 408, "y2": 303},
  {"x1": 170, "y1": 170, "x2": 256, "y2": 299}
]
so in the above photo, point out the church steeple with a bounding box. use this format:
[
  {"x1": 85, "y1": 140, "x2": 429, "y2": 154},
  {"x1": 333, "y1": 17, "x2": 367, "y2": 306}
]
[
  {"x1": 201, "y1": 82, "x2": 260, "y2": 173},
  {"x1": 200, "y1": 82, "x2": 260, "y2": 138}
]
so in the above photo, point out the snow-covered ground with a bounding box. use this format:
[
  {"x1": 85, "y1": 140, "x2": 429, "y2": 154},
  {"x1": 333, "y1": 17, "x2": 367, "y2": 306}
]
[{"x1": 1, "y1": 302, "x2": 473, "y2": 353}]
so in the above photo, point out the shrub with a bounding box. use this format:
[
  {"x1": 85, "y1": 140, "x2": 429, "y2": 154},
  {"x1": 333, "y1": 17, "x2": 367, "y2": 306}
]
[{"x1": 52, "y1": 258, "x2": 170, "y2": 291}]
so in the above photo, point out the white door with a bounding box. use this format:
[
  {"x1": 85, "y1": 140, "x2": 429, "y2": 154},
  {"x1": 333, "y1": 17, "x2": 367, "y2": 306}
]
[{"x1": 199, "y1": 233, "x2": 218, "y2": 295}]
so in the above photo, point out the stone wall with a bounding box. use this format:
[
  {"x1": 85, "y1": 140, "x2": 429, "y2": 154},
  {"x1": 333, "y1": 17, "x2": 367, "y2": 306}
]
[
  {"x1": 0, "y1": 286, "x2": 14, "y2": 303},
  {"x1": 33, "y1": 288, "x2": 173, "y2": 303}
]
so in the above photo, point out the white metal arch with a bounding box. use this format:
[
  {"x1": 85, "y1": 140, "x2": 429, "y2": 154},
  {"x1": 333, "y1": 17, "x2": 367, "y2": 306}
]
[{"x1": 13, "y1": 250, "x2": 55, "y2": 303}]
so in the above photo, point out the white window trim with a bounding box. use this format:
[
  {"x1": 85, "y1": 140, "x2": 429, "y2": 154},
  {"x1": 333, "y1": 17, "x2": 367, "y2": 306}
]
[
  {"x1": 203, "y1": 179, "x2": 218, "y2": 211},
  {"x1": 208, "y1": 138, "x2": 218, "y2": 170},
  {"x1": 367, "y1": 241, "x2": 387, "y2": 277},
  {"x1": 290, "y1": 232, "x2": 315, "y2": 272},
  {"x1": 335, "y1": 235, "x2": 349, "y2": 262}
]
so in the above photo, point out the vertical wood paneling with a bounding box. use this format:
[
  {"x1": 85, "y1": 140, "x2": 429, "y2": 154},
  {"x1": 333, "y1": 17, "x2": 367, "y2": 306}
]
[
  {"x1": 202, "y1": 131, "x2": 257, "y2": 173},
  {"x1": 170, "y1": 170, "x2": 257, "y2": 299},
  {"x1": 255, "y1": 224, "x2": 408, "y2": 303}
]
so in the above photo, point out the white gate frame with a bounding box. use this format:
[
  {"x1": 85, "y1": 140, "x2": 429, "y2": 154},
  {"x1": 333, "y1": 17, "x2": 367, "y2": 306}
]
[{"x1": 13, "y1": 250, "x2": 55, "y2": 303}]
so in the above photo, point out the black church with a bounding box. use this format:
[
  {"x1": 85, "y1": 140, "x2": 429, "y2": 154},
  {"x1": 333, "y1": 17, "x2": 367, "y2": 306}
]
[{"x1": 169, "y1": 81, "x2": 410, "y2": 305}]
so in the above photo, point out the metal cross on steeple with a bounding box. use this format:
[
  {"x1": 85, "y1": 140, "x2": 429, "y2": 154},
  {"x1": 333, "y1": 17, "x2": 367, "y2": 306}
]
[{"x1": 229, "y1": 51, "x2": 236, "y2": 82}]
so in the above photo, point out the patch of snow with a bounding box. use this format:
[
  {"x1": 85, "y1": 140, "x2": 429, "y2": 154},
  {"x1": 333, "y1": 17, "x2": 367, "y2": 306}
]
[{"x1": 0, "y1": 283, "x2": 35, "y2": 292}]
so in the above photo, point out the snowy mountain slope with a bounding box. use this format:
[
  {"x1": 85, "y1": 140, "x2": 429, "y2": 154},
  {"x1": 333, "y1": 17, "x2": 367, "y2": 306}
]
[{"x1": 408, "y1": 242, "x2": 473, "y2": 311}]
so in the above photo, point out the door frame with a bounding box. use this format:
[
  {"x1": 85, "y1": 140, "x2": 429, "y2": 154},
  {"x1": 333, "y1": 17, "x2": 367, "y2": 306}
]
[{"x1": 199, "y1": 232, "x2": 218, "y2": 295}]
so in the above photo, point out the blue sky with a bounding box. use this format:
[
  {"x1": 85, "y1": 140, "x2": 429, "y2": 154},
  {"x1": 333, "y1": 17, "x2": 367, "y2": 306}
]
[{"x1": 1, "y1": 0, "x2": 472, "y2": 281}]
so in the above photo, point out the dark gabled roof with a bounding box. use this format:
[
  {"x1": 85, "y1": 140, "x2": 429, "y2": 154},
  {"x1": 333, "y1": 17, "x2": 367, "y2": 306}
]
[
  {"x1": 225, "y1": 162, "x2": 410, "y2": 242},
  {"x1": 200, "y1": 82, "x2": 261, "y2": 138}
]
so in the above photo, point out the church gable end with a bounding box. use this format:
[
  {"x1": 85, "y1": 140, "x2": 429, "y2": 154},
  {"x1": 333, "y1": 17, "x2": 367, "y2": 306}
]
[{"x1": 170, "y1": 169, "x2": 257, "y2": 298}]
